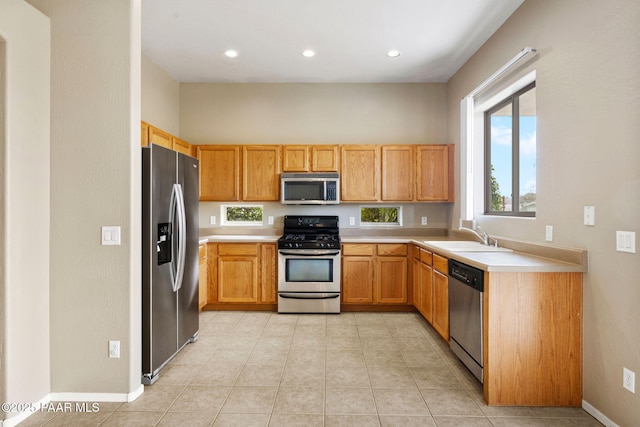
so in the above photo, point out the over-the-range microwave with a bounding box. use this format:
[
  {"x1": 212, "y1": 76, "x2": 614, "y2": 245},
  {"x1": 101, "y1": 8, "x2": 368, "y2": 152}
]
[{"x1": 281, "y1": 173, "x2": 340, "y2": 205}]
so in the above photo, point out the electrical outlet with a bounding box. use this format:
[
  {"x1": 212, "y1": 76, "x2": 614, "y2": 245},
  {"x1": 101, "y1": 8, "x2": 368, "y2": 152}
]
[
  {"x1": 545, "y1": 225, "x2": 553, "y2": 241},
  {"x1": 584, "y1": 206, "x2": 595, "y2": 226},
  {"x1": 109, "y1": 340, "x2": 120, "y2": 358},
  {"x1": 421, "y1": 216, "x2": 428, "y2": 225},
  {"x1": 349, "y1": 217, "x2": 355, "y2": 226},
  {"x1": 268, "y1": 216, "x2": 274, "y2": 225},
  {"x1": 624, "y1": 368, "x2": 635, "y2": 393},
  {"x1": 209, "y1": 215, "x2": 216, "y2": 225}
]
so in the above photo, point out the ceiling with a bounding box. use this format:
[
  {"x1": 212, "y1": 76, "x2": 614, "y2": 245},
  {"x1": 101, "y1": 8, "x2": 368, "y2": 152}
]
[{"x1": 141, "y1": 0, "x2": 524, "y2": 83}]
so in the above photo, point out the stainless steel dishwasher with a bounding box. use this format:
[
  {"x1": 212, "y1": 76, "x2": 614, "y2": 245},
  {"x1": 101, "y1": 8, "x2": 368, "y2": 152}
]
[{"x1": 448, "y1": 259, "x2": 484, "y2": 383}]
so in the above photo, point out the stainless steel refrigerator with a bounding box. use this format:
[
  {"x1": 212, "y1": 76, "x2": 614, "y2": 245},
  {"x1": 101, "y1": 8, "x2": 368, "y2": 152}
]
[{"x1": 142, "y1": 144, "x2": 199, "y2": 385}]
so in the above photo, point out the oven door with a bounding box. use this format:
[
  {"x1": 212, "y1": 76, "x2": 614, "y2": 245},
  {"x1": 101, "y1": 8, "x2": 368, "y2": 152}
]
[{"x1": 278, "y1": 249, "x2": 341, "y2": 293}]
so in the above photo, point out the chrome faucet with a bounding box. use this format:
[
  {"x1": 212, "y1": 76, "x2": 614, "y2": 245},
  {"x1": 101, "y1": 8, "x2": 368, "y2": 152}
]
[{"x1": 460, "y1": 225, "x2": 497, "y2": 246}]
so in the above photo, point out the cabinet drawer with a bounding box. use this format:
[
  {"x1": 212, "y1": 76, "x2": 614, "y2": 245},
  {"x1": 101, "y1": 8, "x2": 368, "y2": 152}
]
[
  {"x1": 199, "y1": 244, "x2": 207, "y2": 259},
  {"x1": 342, "y1": 244, "x2": 375, "y2": 256},
  {"x1": 433, "y1": 254, "x2": 448, "y2": 274},
  {"x1": 411, "y1": 244, "x2": 421, "y2": 259},
  {"x1": 420, "y1": 249, "x2": 433, "y2": 265},
  {"x1": 218, "y1": 243, "x2": 259, "y2": 256},
  {"x1": 377, "y1": 243, "x2": 407, "y2": 256}
]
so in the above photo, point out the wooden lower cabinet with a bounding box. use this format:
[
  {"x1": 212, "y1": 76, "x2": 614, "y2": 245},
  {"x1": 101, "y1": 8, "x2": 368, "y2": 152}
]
[
  {"x1": 260, "y1": 243, "x2": 277, "y2": 304},
  {"x1": 206, "y1": 242, "x2": 276, "y2": 308},
  {"x1": 198, "y1": 244, "x2": 207, "y2": 310},
  {"x1": 484, "y1": 271, "x2": 583, "y2": 406},
  {"x1": 411, "y1": 245, "x2": 447, "y2": 340},
  {"x1": 342, "y1": 243, "x2": 408, "y2": 306},
  {"x1": 431, "y1": 254, "x2": 449, "y2": 340}
]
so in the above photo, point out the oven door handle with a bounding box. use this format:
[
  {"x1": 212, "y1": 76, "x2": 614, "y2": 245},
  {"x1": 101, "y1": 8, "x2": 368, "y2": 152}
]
[
  {"x1": 279, "y1": 293, "x2": 341, "y2": 300},
  {"x1": 278, "y1": 250, "x2": 340, "y2": 256}
]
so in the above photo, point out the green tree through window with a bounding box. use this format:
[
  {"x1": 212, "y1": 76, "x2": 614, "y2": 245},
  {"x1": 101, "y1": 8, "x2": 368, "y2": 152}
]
[{"x1": 361, "y1": 207, "x2": 400, "y2": 224}]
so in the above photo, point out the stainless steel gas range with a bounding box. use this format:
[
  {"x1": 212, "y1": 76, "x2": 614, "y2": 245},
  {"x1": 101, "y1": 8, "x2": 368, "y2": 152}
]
[{"x1": 277, "y1": 215, "x2": 341, "y2": 314}]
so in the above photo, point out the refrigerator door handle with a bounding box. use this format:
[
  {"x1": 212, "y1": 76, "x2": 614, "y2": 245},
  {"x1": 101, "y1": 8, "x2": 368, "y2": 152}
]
[{"x1": 169, "y1": 183, "x2": 187, "y2": 292}]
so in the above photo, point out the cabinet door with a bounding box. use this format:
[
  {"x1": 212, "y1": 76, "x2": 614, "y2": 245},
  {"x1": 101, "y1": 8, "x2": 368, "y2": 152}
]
[
  {"x1": 342, "y1": 257, "x2": 374, "y2": 303},
  {"x1": 260, "y1": 243, "x2": 277, "y2": 304},
  {"x1": 420, "y1": 261, "x2": 433, "y2": 322},
  {"x1": 312, "y1": 145, "x2": 339, "y2": 172},
  {"x1": 412, "y1": 256, "x2": 421, "y2": 311},
  {"x1": 282, "y1": 145, "x2": 310, "y2": 172},
  {"x1": 198, "y1": 244, "x2": 207, "y2": 310},
  {"x1": 148, "y1": 125, "x2": 173, "y2": 149},
  {"x1": 375, "y1": 256, "x2": 407, "y2": 303},
  {"x1": 416, "y1": 145, "x2": 453, "y2": 201},
  {"x1": 173, "y1": 137, "x2": 193, "y2": 157},
  {"x1": 382, "y1": 145, "x2": 414, "y2": 201},
  {"x1": 197, "y1": 146, "x2": 241, "y2": 201},
  {"x1": 340, "y1": 145, "x2": 380, "y2": 201},
  {"x1": 206, "y1": 243, "x2": 218, "y2": 304},
  {"x1": 432, "y1": 268, "x2": 449, "y2": 340},
  {"x1": 218, "y1": 255, "x2": 259, "y2": 303},
  {"x1": 243, "y1": 145, "x2": 281, "y2": 201}
]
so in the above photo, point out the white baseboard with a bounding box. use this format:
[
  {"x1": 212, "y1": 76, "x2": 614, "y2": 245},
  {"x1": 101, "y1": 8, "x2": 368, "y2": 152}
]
[
  {"x1": 1, "y1": 386, "x2": 144, "y2": 427},
  {"x1": 50, "y1": 385, "x2": 145, "y2": 403},
  {"x1": 583, "y1": 400, "x2": 619, "y2": 427}
]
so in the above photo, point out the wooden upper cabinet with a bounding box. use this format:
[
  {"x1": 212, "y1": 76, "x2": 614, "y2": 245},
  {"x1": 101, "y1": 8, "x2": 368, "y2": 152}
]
[
  {"x1": 416, "y1": 145, "x2": 454, "y2": 202},
  {"x1": 311, "y1": 145, "x2": 339, "y2": 171},
  {"x1": 282, "y1": 145, "x2": 310, "y2": 172},
  {"x1": 197, "y1": 145, "x2": 241, "y2": 201},
  {"x1": 172, "y1": 137, "x2": 193, "y2": 157},
  {"x1": 340, "y1": 145, "x2": 380, "y2": 201},
  {"x1": 242, "y1": 145, "x2": 281, "y2": 201},
  {"x1": 282, "y1": 144, "x2": 339, "y2": 172},
  {"x1": 381, "y1": 145, "x2": 414, "y2": 201},
  {"x1": 147, "y1": 124, "x2": 173, "y2": 149},
  {"x1": 141, "y1": 121, "x2": 150, "y2": 147}
]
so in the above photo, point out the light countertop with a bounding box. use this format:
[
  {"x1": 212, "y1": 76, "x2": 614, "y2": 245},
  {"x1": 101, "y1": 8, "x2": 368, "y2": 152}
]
[{"x1": 199, "y1": 233, "x2": 587, "y2": 273}]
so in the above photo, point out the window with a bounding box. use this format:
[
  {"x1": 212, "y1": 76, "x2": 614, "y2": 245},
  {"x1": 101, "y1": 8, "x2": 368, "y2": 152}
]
[
  {"x1": 360, "y1": 207, "x2": 402, "y2": 226},
  {"x1": 484, "y1": 82, "x2": 536, "y2": 216},
  {"x1": 220, "y1": 205, "x2": 263, "y2": 226}
]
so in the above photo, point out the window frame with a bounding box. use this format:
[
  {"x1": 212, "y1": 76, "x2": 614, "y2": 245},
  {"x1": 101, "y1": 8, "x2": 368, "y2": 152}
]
[
  {"x1": 359, "y1": 206, "x2": 403, "y2": 226},
  {"x1": 483, "y1": 81, "x2": 536, "y2": 217},
  {"x1": 220, "y1": 204, "x2": 264, "y2": 226}
]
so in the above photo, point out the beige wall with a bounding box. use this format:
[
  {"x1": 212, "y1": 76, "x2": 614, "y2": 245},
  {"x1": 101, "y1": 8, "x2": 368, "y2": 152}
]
[
  {"x1": 0, "y1": 0, "x2": 50, "y2": 422},
  {"x1": 27, "y1": 0, "x2": 142, "y2": 397},
  {"x1": 447, "y1": 0, "x2": 640, "y2": 424},
  {"x1": 180, "y1": 83, "x2": 448, "y2": 145},
  {"x1": 142, "y1": 53, "x2": 180, "y2": 135}
]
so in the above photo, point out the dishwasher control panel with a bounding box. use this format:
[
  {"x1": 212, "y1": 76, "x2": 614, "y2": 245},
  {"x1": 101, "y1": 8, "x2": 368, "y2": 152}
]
[{"x1": 448, "y1": 259, "x2": 484, "y2": 292}]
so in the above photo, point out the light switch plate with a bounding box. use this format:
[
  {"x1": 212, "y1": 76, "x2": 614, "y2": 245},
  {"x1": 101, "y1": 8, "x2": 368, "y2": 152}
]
[
  {"x1": 616, "y1": 231, "x2": 636, "y2": 253},
  {"x1": 209, "y1": 215, "x2": 216, "y2": 225},
  {"x1": 545, "y1": 225, "x2": 553, "y2": 242},
  {"x1": 584, "y1": 206, "x2": 595, "y2": 226},
  {"x1": 101, "y1": 226, "x2": 121, "y2": 245}
]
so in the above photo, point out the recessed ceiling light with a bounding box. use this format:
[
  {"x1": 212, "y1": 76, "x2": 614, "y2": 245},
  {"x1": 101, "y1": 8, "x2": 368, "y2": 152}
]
[
  {"x1": 387, "y1": 50, "x2": 401, "y2": 58},
  {"x1": 224, "y1": 50, "x2": 238, "y2": 58},
  {"x1": 302, "y1": 49, "x2": 316, "y2": 58}
]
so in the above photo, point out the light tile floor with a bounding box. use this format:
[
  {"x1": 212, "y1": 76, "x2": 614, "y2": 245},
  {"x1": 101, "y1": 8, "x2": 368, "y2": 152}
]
[{"x1": 21, "y1": 311, "x2": 602, "y2": 426}]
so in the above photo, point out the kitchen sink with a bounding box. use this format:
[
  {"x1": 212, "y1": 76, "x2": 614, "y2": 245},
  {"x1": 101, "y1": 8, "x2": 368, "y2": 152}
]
[{"x1": 423, "y1": 241, "x2": 513, "y2": 252}]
